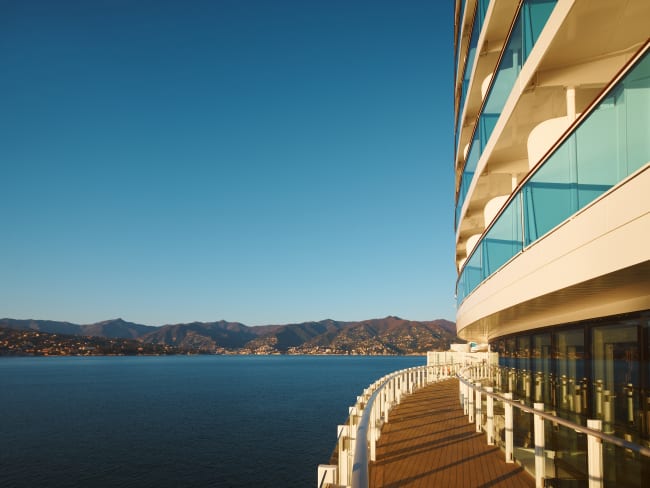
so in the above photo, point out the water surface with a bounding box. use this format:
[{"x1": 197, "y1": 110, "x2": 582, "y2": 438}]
[{"x1": 0, "y1": 355, "x2": 423, "y2": 487}]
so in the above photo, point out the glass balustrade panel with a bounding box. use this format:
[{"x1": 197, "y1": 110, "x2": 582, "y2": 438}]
[
  {"x1": 455, "y1": 0, "x2": 557, "y2": 230},
  {"x1": 457, "y1": 51, "x2": 649, "y2": 307}
]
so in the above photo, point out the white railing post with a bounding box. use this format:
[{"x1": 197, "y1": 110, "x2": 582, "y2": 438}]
[
  {"x1": 486, "y1": 387, "x2": 494, "y2": 445},
  {"x1": 317, "y1": 465, "x2": 337, "y2": 488},
  {"x1": 459, "y1": 377, "x2": 463, "y2": 406},
  {"x1": 370, "y1": 404, "x2": 377, "y2": 462},
  {"x1": 468, "y1": 381, "x2": 475, "y2": 424},
  {"x1": 504, "y1": 392, "x2": 514, "y2": 463},
  {"x1": 534, "y1": 403, "x2": 545, "y2": 488},
  {"x1": 337, "y1": 424, "x2": 349, "y2": 486},
  {"x1": 463, "y1": 381, "x2": 469, "y2": 415},
  {"x1": 384, "y1": 388, "x2": 393, "y2": 423},
  {"x1": 587, "y1": 419, "x2": 604, "y2": 488},
  {"x1": 475, "y1": 383, "x2": 482, "y2": 432}
]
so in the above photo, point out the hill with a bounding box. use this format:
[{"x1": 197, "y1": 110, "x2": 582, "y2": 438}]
[{"x1": 0, "y1": 316, "x2": 460, "y2": 355}]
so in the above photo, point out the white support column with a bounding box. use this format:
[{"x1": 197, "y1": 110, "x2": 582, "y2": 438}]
[
  {"x1": 534, "y1": 403, "x2": 545, "y2": 488},
  {"x1": 468, "y1": 381, "x2": 475, "y2": 424},
  {"x1": 504, "y1": 393, "x2": 514, "y2": 463},
  {"x1": 475, "y1": 383, "x2": 482, "y2": 432},
  {"x1": 587, "y1": 419, "x2": 604, "y2": 488},
  {"x1": 566, "y1": 86, "x2": 576, "y2": 120},
  {"x1": 486, "y1": 387, "x2": 494, "y2": 445}
]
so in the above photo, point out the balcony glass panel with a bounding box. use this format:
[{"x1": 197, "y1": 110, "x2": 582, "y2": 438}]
[
  {"x1": 522, "y1": 0, "x2": 557, "y2": 58},
  {"x1": 456, "y1": 0, "x2": 491, "y2": 154},
  {"x1": 624, "y1": 57, "x2": 650, "y2": 173},
  {"x1": 523, "y1": 140, "x2": 576, "y2": 245},
  {"x1": 457, "y1": 51, "x2": 650, "y2": 307},
  {"x1": 465, "y1": 240, "x2": 484, "y2": 297},
  {"x1": 455, "y1": 0, "x2": 557, "y2": 229},
  {"x1": 483, "y1": 193, "x2": 522, "y2": 275}
]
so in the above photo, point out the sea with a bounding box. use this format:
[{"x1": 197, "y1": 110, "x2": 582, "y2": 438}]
[{"x1": 0, "y1": 355, "x2": 424, "y2": 487}]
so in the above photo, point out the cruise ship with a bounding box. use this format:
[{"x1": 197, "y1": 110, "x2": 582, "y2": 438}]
[
  {"x1": 318, "y1": 3, "x2": 649, "y2": 487},
  {"x1": 454, "y1": 0, "x2": 650, "y2": 484}
]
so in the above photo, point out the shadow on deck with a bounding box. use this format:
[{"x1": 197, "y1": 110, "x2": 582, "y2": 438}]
[{"x1": 369, "y1": 378, "x2": 534, "y2": 488}]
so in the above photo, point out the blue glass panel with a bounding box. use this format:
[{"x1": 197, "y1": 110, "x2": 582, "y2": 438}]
[
  {"x1": 465, "y1": 240, "x2": 484, "y2": 293},
  {"x1": 524, "y1": 53, "x2": 649, "y2": 245},
  {"x1": 458, "y1": 49, "x2": 648, "y2": 308},
  {"x1": 522, "y1": 0, "x2": 557, "y2": 58},
  {"x1": 479, "y1": 113, "x2": 499, "y2": 149},
  {"x1": 523, "y1": 137, "x2": 575, "y2": 244},
  {"x1": 483, "y1": 195, "x2": 522, "y2": 275},
  {"x1": 620, "y1": 55, "x2": 650, "y2": 174},
  {"x1": 455, "y1": 0, "x2": 557, "y2": 230},
  {"x1": 575, "y1": 91, "x2": 618, "y2": 207},
  {"x1": 456, "y1": 0, "x2": 491, "y2": 150}
]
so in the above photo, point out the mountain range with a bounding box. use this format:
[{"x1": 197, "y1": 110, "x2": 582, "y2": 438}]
[{"x1": 0, "y1": 316, "x2": 460, "y2": 355}]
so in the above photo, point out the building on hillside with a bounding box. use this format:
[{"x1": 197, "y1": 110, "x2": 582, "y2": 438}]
[{"x1": 454, "y1": 0, "x2": 649, "y2": 483}]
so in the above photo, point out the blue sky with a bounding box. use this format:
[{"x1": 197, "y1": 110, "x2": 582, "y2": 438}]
[{"x1": 1, "y1": 0, "x2": 455, "y2": 326}]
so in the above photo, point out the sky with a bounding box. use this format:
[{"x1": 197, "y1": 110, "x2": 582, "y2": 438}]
[{"x1": 0, "y1": 0, "x2": 456, "y2": 326}]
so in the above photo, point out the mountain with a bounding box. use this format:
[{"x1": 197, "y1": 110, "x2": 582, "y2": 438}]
[
  {"x1": 0, "y1": 318, "x2": 84, "y2": 336},
  {"x1": 0, "y1": 318, "x2": 155, "y2": 339},
  {"x1": 142, "y1": 321, "x2": 256, "y2": 351},
  {"x1": 0, "y1": 316, "x2": 460, "y2": 355},
  {"x1": 80, "y1": 318, "x2": 157, "y2": 339}
]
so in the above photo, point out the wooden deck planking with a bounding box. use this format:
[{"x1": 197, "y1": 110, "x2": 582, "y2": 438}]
[{"x1": 369, "y1": 378, "x2": 534, "y2": 488}]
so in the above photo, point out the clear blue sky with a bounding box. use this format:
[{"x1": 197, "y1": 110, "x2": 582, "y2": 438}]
[{"x1": 1, "y1": 0, "x2": 455, "y2": 326}]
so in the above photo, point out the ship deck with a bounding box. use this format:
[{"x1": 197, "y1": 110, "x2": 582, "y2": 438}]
[{"x1": 369, "y1": 378, "x2": 534, "y2": 488}]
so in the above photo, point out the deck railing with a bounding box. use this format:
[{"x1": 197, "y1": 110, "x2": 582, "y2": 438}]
[
  {"x1": 317, "y1": 363, "x2": 460, "y2": 488},
  {"x1": 458, "y1": 364, "x2": 650, "y2": 488}
]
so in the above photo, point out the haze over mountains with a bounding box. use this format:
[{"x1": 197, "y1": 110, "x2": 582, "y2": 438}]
[{"x1": 0, "y1": 316, "x2": 460, "y2": 355}]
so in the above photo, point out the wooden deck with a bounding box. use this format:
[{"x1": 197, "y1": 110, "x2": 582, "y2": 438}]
[{"x1": 369, "y1": 378, "x2": 534, "y2": 488}]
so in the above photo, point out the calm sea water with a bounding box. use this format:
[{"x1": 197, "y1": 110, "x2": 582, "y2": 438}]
[{"x1": 0, "y1": 355, "x2": 423, "y2": 487}]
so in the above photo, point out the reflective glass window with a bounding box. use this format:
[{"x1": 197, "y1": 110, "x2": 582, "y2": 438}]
[
  {"x1": 553, "y1": 329, "x2": 585, "y2": 415},
  {"x1": 592, "y1": 322, "x2": 639, "y2": 429},
  {"x1": 532, "y1": 333, "x2": 552, "y2": 404}
]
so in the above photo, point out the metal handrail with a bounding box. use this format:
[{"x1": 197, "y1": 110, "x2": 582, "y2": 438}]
[
  {"x1": 350, "y1": 385, "x2": 381, "y2": 487},
  {"x1": 319, "y1": 363, "x2": 464, "y2": 488},
  {"x1": 349, "y1": 364, "x2": 460, "y2": 488},
  {"x1": 349, "y1": 365, "x2": 429, "y2": 488},
  {"x1": 458, "y1": 365, "x2": 650, "y2": 458}
]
